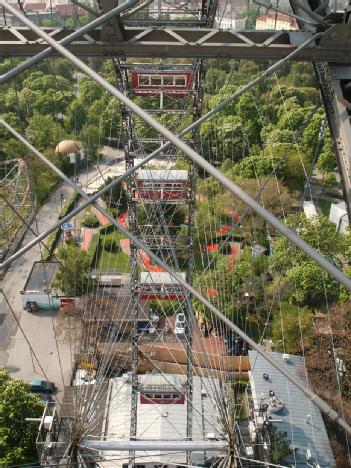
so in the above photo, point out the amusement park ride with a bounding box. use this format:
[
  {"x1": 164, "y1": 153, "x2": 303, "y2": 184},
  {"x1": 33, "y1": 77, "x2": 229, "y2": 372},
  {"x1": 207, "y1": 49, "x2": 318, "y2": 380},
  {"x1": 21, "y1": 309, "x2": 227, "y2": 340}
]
[{"x1": 1, "y1": 0, "x2": 351, "y2": 465}]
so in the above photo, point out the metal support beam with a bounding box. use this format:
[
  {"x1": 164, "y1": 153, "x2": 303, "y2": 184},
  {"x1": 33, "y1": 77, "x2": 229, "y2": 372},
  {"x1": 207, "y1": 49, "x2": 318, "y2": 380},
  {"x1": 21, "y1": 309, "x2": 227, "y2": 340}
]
[
  {"x1": 1, "y1": 6, "x2": 348, "y2": 291},
  {"x1": 0, "y1": 0, "x2": 139, "y2": 85},
  {"x1": 0, "y1": 36, "x2": 329, "y2": 272},
  {"x1": 113, "y1": 59, "x2": 139, "y2": 452},
  {"x1": 1, "y1": 5, "x2": 351, "y2": 433},
  {"x1": 80, "y1": 439, "x2": 229, "y2": 451},
  {"x1": 316, "y1": 62, "x2": 351, "y2": 224},
  {"x1": 0, "y1": 0, "x2": 350, "y2": 438},
  {"x1": 2, "y1": 25, "x2": 351, "y2": 61}
]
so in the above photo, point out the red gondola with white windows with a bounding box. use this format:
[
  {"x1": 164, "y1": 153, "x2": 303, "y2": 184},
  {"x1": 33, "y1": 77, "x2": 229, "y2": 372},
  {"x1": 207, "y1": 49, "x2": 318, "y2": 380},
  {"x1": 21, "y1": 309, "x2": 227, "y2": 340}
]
[
  {"x1": 131, "y1": 71, "x2": 193, "y2": 97},
  {"x1": 135, "y1": 169, "x2": 189, "y2": 201}
]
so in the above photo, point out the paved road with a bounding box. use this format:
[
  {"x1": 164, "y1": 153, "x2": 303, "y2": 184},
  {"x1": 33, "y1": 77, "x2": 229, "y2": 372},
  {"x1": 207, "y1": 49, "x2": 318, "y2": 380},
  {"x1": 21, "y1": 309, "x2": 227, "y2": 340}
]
[{"x1": 0, "y1": 154, "x2": 119, "y2": 399}]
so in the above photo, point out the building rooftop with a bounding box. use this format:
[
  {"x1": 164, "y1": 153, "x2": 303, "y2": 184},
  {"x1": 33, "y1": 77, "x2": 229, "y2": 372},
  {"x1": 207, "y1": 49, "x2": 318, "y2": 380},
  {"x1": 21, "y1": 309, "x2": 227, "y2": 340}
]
[
  {"x1": 140, "y1": 271, "x2": 186, "y2": 284},
  {"x1": 100, "y1": 373, "x2": 222, "y2": 467},
  {"x1": 248, "y1": 351, "x2": 335, "y2": 467},
  {"x1": 256, "y1": 11, "x2": 298, "y2": 28},
  {"x1": 79, "y1": 292, "x2": 150, "y2": 323},
  {"x1": 24, "y1": 261, "x2": 59, "y2": 293},
  {"x1": 136, "y1": 169, "x2": 188, "y2": 181}
]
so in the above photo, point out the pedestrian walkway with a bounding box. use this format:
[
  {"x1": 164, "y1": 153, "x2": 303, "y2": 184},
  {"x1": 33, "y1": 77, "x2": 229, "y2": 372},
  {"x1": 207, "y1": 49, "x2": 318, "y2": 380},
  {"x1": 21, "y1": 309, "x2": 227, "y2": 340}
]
[{"x1": 80, "y1": 228, "x2": 96, "y2": 251}]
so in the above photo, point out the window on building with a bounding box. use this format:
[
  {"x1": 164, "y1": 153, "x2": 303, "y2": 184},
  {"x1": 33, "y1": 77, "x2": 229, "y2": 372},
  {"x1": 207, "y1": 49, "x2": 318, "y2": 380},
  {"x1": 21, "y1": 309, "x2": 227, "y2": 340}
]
[
  {"x1": 138, "y1": 75, "x2": 150, "y2": 86},
  {"x1": 163, "y1": 76, "x2": 173, "y2": 86},
  {"x1": 140, "y1": 391, "x2": 183, "y2": 403},
  {"x1": 174, "y1": 76, "x2": 186, "y2": 86},
  {"x1": 151, "y1": 76, "x2": 162, "y2": 86}
]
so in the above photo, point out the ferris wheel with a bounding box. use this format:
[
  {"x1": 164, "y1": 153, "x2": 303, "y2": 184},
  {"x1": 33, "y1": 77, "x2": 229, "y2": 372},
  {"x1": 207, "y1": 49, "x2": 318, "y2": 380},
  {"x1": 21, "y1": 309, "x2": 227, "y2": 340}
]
[{"x1": 0, "y1": 0, "x2": 350, "y2": 466}]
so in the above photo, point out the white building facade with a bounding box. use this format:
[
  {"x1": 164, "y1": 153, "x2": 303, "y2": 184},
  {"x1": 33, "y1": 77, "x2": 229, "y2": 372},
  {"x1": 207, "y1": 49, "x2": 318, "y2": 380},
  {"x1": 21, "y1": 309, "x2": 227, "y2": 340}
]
[{"x1": 329, "y1": 200, "x2": 349, "y2": 234}]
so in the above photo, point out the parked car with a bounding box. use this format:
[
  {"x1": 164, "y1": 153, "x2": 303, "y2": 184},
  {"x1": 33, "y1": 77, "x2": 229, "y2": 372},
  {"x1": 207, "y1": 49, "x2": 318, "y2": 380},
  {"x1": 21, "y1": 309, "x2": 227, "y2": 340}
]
[
  {"x1": 137, "y1": 320, "x2": 151, "y2": 333},
  {"x1": 174, "y1": 313, "x2": 186, "y2": 335},
  {"x1": 29, "y1": 380, "x2": 55, "y2": 395}
]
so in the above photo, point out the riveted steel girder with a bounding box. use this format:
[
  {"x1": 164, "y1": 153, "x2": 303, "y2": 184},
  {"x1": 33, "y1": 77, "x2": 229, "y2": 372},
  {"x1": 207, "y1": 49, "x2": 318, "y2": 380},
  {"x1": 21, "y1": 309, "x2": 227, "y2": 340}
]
[{"x1": 1, "y1": 25, "x2": 351, "y2": 60}]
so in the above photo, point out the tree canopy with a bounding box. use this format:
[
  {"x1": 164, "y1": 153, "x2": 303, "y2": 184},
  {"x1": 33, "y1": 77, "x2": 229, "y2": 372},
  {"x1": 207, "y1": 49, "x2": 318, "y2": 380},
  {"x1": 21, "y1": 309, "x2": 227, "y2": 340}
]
[
  {"x1": 54, "y1": 244, "x2": 91, "y2": 296},
  {"x1": 0, "y1": 368, "x2": 44, "y2": 466}
]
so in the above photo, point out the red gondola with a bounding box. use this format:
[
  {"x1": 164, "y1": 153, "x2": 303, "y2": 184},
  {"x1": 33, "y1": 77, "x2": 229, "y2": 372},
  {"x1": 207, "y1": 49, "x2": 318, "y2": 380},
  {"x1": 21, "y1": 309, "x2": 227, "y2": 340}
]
[
  {"x1": 130, "y1": 71, "x2": 193, "y2": 97},
  {"x1": 135, "y1": 169, "x2": 189, "y2": 201}
]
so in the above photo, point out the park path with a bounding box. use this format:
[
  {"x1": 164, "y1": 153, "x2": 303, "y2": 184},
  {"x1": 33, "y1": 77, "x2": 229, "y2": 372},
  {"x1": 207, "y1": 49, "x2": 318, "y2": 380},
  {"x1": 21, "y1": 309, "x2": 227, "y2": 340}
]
[{"x1": 0, "y1": 156, "x2": 117, "y2": 399}]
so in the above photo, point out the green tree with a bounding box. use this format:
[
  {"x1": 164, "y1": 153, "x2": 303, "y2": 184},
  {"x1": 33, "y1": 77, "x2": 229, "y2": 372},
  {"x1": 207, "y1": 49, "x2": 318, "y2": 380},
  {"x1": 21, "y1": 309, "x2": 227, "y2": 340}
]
[
  {"x1": 208, "y1": 85, "x2": 238, "y2": 117},
  {"x1": 317, "y1": 137, "x2": 335, "y2": 178},
  {"x1": 54, "y1": 244, "x2": 91, "y2": 296},
  {"x1": 264, "y1": 127, "x2": 294, "y2": 144},
  {"x1": 101, "y1": 176, "x2": 128, "y2": 215},
  {"x1": 81, "y1": 209, "x2": 100, "y2": 228},
  {"x1": 64, "y1": 99, "x2": 86, "y2": 131},
  {"x1": 288, "y1": 260, "x2": 339, "y2": 305},
  {"x1": 54, "y1": 59, "x2": 74, "y2": 81},
  {"x1": 99, "y1": 99, "x2": 121, "y2": 139},
  {"x1": 233, "y1": 152, "x2": 286, "y2": 179},
  {"x1": 0, "y1": 368, "x2": 44, "y2": 466},
  {"x1": 244, "y1": 7, "x2": 259, "y2": 28},
  {"x1": 324, "y1": 172, "x2": 337, "y2": 188},
  {"x1": 23, "y1": 72, "x2": 71, "y2": 93},
  {"x1": 80, "y1": 123, "x2": 101, "y2": 159},
  {"x1": 271, "y1": 302, "x2": 313, "y2": 353},
  {"x1": 216, "y1": 115, "x2": 246, "y2": 162},
  {"x1": 4, "y1": 89, "x2": 19, "y2": 113},
  {"x1": 271, "y1": 214, "x2": 344, "y2": 271},
  {"x1": 205, "y1": 68, "x2": 228, "y2": 94},
  {"x1": 0, "y1": 113, "x2": 21, "y2": 139},
  {"x1": 26, "y1": 114, "x2": 63, "y2": 151},
  {"x1": 236, "y1": 92, "x2": 262, "y2": 143},
  {"x1": 19, "y1": 88, "x2": 40, "y2": 117},
  {"x1": 301, "y1": 109, "x2": 325, "y2": 160},
  {"x1": 285, "y1": 62, "x2": 317, "y2": 88},
  {"x1": 78, "y1": 78, "x2": 103, "y2": 105},
  {"x1": 277, "y1": 104, "x2": 309, "y2": 132},
  {"x1": 266, "y1": 425, "x2": 293, "y2": 464}
]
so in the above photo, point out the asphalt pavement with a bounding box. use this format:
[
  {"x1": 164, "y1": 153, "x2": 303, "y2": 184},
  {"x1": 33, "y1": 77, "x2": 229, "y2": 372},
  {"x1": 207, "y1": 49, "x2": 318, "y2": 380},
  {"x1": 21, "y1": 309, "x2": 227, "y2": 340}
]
[{"x1": 0, "y1": 154, "x2": 121, "y2": 400}]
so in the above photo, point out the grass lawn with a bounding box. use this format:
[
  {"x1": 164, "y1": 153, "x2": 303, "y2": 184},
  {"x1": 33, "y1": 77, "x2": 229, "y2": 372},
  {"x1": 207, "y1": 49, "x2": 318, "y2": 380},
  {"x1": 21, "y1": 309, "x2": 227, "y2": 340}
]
[{"x1": 96, "y1": 230, "x2": 131, "y2": 271}]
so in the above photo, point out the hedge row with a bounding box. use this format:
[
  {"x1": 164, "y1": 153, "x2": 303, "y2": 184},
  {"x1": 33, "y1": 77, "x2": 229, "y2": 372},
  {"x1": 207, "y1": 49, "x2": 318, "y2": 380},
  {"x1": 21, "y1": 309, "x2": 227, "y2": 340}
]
[
  {"x1": 41, "y1": 227, "x2": 61, "y2": 261},
  {"x1": 99, "y1": 222, "x2": 116, "y2": 236},
  {"x1": 59, "y1": 192, "x2": 81, "y2": 221},
  {"x1": 41, "y1": 191, "x2": 82, "y2": 261},
  {"x1": 87, "y1": 233, "x2": 100, "y2": 266}
]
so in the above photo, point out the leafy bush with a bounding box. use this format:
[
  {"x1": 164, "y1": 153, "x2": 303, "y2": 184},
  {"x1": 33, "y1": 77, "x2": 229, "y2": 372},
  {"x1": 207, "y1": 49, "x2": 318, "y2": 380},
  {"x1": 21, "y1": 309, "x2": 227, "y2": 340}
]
[
  {"x1": 87, "y1": 233, "x2": 100, "y2": 266},
  {"x1": 59, "y1": 192, "x2": 81, "y2": 219},
  {"x1": 41, "y1": 227, "x2": 60, "y2": 261},
  {"x1": 103, "y1": 238, "x2": 119, "y2": 252},
  {"x1": 324, "y1": 172, "x2": 337, "y2": 188},
  {"x1": 42, "y1": 192, "x2": 81, "y2": 260},
  {"x1": 99, "y1": 223, "x2": 115, "y2": 235},
  {"x1": 101, "y1": 177, "x2": 128, "y2": 215},
  {"x1": 82, "y1": 210, "x2": 99, "y2": 228}
]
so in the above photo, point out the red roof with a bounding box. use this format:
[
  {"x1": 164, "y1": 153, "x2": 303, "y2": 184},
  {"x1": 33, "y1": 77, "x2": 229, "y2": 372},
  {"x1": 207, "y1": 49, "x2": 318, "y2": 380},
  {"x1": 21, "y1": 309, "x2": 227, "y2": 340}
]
[
  {"x1": 55, "y1": 3, "x2": 85, "y2": 16},
  {"x1": 256, "y1": 11, "x2": 298, "y2": 27},
  {"x1": 214, "y1": 225, "x2": 230, "y2": 235},
  {"x1": 23, "y1": 2, "x2": 46, "y2": 11},
  {"x1": 206, "y1": 288, "x2": 219, "y2": 298}
]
